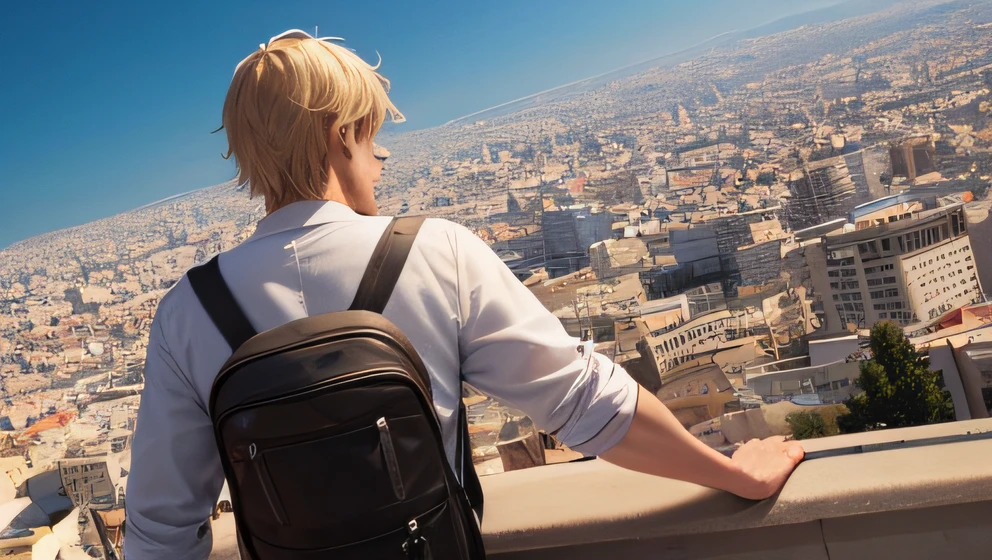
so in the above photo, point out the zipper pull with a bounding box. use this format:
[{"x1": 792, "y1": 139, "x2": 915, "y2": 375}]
[
  {"x1": 402, "y1": 519, "x2": 432, "y2": 559},
  {"x1": 377, "y1": 417, "x2": 406, "y2": 501}
]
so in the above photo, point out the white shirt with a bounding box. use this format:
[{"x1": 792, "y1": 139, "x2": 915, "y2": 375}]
[{"x1": 124, "y1": 200, "x2": 638, "y2": 559}]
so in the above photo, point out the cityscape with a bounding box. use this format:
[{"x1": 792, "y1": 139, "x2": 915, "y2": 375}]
[{"x1": 4, "y1": 0, "x2": 992, "y2": 557}]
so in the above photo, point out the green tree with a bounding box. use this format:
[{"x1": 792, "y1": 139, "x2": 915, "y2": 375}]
[
  {"x1": 837, "y1": 322, "x2": 954, "y2": 433},
  {"x1": 786, "y1": 410, "x2": 829, "y2": 440}
]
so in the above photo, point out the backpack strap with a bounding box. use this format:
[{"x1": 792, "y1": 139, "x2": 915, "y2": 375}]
[
  {"x1": 349, "y1": 216, "x2": 426, "y2": 313},
  {"x1": 188, "y1": 256, "x2": 258, "y2": 352},
  {"x1": 352, "y1": 216, "x2": 485, "y2": 519},
  {"x1": 187, "y1": 216, "x2": 425, "y2": 350},
  {"x1": 189, "y1": 215, "x2": 485, "y2": 518}
]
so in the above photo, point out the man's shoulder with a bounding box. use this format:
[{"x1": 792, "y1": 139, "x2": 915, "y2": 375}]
[
  {"x1": 406, "y1": 216, "x2": 466, "y2": 233},
  {"x1": 151, "y1": 273, "x2": 196, "y2": 329},
  {"x1": 403, "y1": 217, "x2": 474, "y2": 252},
  {"x1": 423, "y1": 216, "x2": 471, "y2": 232}
]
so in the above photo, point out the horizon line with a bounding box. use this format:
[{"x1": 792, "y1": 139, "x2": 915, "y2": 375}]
[{"x1": 439, "y1": 30, "x2": 740, "y2": 128}]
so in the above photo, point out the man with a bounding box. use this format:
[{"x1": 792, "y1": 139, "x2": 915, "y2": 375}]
[{"x1": 124, "y1": 30, "x2": 803, "y2": 559}]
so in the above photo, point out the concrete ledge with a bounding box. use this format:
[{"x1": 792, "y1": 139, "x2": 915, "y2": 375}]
[{"x1": 479, "y1": 419, "x2": 992, "y2": 556}]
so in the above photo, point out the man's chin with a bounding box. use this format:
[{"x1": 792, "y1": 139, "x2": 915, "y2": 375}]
[{"x1": 356, "y1": 204, "x2": 379, "y2": 217}]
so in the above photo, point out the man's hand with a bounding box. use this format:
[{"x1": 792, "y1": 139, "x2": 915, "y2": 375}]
[{"x1": 726, "y1": 436, "x2": 805, "y2": 500}]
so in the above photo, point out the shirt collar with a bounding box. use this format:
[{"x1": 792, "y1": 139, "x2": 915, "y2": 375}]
[{"x1": 249, "y1": 200, "x2": 360, "y2": 241}]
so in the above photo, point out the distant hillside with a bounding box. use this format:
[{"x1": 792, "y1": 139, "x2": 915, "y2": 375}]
[{"x1": 441, "y1": 0, "x2": 921, "y2": 128}]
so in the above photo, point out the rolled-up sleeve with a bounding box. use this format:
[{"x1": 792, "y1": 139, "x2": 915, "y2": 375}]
[
  {"x1": 124, "y1": 313, "x2": 225, "y2": 560},
  {"x1": 451, "y1": 224, "x2": 638, "y2": 456}
]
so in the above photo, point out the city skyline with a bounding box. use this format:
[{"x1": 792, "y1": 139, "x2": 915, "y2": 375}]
[
  {"x1": 4, "y1": 0, "x2": 992, "y2": 555},
  {"x1": 0, "y1": 0, "x2": 855, "y2": 249}
]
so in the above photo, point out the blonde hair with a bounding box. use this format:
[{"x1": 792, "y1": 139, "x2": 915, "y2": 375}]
[{"x1": 221, "y1": 35, "x2": 404, "y2": 209}]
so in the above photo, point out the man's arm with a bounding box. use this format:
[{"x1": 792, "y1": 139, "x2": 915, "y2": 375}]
[
  {"x1": 449, "y1": 223, "x2": 802, "y2": 498},
  {"x1": 450, "y1": 223, "x2": 637, "y2": 456},
  {"x1": 124, "y1": 315, "x2": 226, "y2": 560},
  {"x1": 601, "y1": 385, "x2": 803, "y2": 500}
]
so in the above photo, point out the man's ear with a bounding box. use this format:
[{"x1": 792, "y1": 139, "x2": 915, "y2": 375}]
[{"x1": 328, "y1": 121, "x2": 353, "y2": 160}]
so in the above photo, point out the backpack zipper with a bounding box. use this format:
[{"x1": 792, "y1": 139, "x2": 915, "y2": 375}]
[
  {"x1": 402, "y1": 519, "x2": 433, "y2": 559},
  {"x1": 377, "y1": 417, "x2": 406, "y2": 501}
]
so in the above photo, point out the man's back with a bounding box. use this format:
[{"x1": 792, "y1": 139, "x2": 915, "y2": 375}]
[
  {"x1": 124, "y1": 199, "x2": 639, "y2": 559},
  {"x1": 146, "y1": 201, "x2": 470, "y2": 459}
]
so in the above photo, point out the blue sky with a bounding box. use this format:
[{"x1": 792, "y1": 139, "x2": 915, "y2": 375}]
[{"x1": 0, "y1": 0, "x2": 844, "y2": 248}]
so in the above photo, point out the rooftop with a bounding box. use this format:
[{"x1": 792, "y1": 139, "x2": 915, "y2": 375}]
[{"x1": 825, "y1": 202, "x2": 966, "y2": 248}]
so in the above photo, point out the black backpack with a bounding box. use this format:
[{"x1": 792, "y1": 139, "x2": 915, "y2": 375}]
[{"x1": 186, "y1": 216, "x2": 486, "y2": 560}]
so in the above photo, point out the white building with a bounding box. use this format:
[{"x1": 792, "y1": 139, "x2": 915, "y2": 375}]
[{"x1": 813, "y1": 201, "x2": 982, "y2": 331}]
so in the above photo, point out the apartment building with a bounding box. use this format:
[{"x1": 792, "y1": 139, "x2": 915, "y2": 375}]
[{"x1": 817, "y1": 201, "x2": 982, "y2": 331}]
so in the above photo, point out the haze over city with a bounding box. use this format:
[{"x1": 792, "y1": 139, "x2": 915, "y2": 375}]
[
  {"x1": 0, "y1": 0, "x2": 854, "y2": 249},
  {"x1": 4, "y1": 0, "x2": 992, "y2": 557}
]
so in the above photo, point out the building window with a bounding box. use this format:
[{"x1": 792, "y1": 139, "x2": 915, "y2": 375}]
[
  {"x1": 952, "y1": 213, "x2": 966, "y2": 236},
  {"x1": 879, "y1": 312, "x2": 887, "y2": 318},
  {"x1": 884, "y1": 288, "x2": 899, "y2": 297},
  {"x1": 829, "y1": 256, "x2": 856, "y2": 266},
  {"x1": 883, "y1": 277, "x2": 897, "y2": 285},
  {"x1": 881, "y1": 238, "x2": 891, "y2": 251}
]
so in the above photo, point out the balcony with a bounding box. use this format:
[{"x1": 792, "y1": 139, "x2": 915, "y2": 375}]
[{"x1": 479, "y1": 419, "x2": 992, "y2": 559}]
